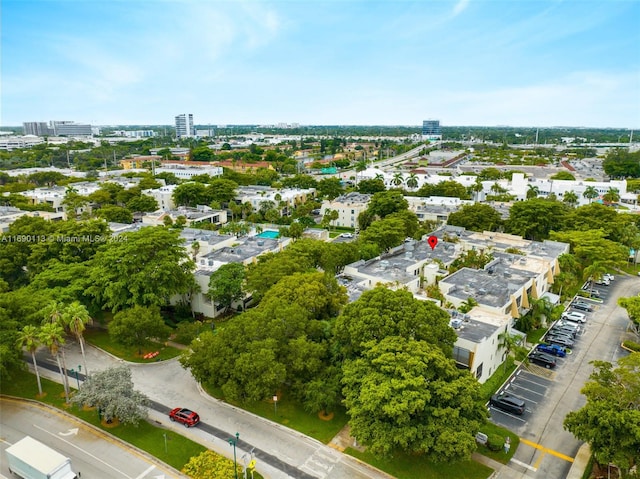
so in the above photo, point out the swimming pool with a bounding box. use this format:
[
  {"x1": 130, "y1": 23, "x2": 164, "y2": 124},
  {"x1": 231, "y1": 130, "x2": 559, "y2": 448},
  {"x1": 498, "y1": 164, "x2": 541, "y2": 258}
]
[{"x1": 256, "y1": 230, "x2": 280, "y2": 239}]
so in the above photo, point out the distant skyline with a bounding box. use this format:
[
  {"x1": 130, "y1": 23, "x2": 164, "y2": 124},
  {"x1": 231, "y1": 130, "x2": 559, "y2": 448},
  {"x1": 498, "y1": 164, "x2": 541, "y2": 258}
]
[{"x1": 2, "y1": 0, "x2": 639, "y2": 128}]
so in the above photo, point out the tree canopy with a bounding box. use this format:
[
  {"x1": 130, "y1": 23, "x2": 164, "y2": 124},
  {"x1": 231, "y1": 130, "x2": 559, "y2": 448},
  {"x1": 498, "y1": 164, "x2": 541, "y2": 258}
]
[
  {"x1": 342, "y1": 336, "x2": 486, "y2": 459},
  {"x1": 87, "y1": 227, "x2": 196, "y2": 311},
  {"x1": 72, "y1": 365, "x2": 150, "y2": 425},
  {"x1": 564, "y1": 354, "x2": 640, "y2": 474},
  {"x1": 447, "y1": 203, "x2": 503, "y2": 232}
]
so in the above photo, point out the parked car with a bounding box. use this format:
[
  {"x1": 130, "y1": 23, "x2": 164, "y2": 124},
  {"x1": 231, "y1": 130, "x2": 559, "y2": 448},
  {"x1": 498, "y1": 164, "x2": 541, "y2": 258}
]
[
  {"x1": 340, "y1": 233, "x2": 354, "y2": 238},
  {"x1": 562, "y1": 311, "x2": 587, "y2": 323},
  {"x1": 550, "y1": 326, "x2": 577, "y2": 338},
  {"x1": 169, "y1": 408, "x2": 200, "y2": 427},
  {"x1": 604, "y1": 273, "x2": 615, "y2": 281},
  {"x1": 489, "y1": 394, "x2": 526, "y2": 415},
  {"x1": 536, "y1": 343, "x2": 567, "y2": 357},
  {"x1": 581, "y1": 289, "x2": 601, "y2": 298},
  {"x1": 572, "y1": 301, "x2": 594, "y2": 312},
  {"x1": 595, "y1": 278, "x2": 610, "y2": 286},
  {"x1": 529, "y1": 351, "x2": 557, "y2": 368},
  {"x1": 546, "y1": 335, "x2": 575, "y2": 348},
  {"x1": 557, "y1": 320, "x2": 581, "y2": 332}
]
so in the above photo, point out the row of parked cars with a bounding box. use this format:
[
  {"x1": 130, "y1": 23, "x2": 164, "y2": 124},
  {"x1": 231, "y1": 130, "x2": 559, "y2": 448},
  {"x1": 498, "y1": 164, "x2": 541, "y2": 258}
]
[{"x1": 489, "y1": 273, "x2": 614, "y2": 416}]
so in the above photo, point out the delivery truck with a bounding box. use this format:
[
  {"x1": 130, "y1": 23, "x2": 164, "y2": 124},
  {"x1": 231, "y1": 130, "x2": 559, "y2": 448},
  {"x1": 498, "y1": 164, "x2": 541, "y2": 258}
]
[{"x1": 5, "y1": 436, "x2": 77, "y2": 479}]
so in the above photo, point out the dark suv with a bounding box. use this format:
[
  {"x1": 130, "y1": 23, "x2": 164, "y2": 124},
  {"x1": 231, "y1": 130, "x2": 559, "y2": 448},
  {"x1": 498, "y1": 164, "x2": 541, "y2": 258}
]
[
  {"x1": 489, "y1": 394, "x2": 525, "y2": 415},
  {"x1": 169, "y1": 408, "x2": 200, "y2": 427},
  {"x1": 529, "y1": 351, "x2": 557, "y2": 369},
  {"x1": 572, "y1": 301, "x2": 593, "y2": 312}
]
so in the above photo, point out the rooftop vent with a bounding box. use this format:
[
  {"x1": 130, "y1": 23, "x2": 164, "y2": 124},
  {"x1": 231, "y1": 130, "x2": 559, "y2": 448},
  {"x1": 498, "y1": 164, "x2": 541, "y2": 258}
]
[
  {"x1": 477, "y1": 288, "x2": 487, "y2": 296},
  {"x1": 257, "y1": 240, "x2": 264, "y2": 246},
  {"x1": 450, "y1": 319, "x2": 463, "y2": 329}
]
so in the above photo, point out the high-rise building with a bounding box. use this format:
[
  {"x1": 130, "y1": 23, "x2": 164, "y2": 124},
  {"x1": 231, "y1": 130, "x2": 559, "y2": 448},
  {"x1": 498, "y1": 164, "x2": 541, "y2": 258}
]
[
  {"x1": 175, "y1": 114, "x2": 195, "y2": 138},
  {"x1": 422, "y1": 120, "x2": 442, "y2": 140},
  {"x1": 51, "y1": 121, "x2": 92, "y2": 136},
  {"x1": 23, "y1": 122, "x2": 53, "y2": 136}
]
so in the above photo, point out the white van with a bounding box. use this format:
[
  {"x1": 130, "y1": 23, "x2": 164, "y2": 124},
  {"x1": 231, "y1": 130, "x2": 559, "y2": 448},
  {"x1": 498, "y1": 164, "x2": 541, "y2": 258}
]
[{"x1": 561, "y1": 311, "x2": 586, "y2": 323}]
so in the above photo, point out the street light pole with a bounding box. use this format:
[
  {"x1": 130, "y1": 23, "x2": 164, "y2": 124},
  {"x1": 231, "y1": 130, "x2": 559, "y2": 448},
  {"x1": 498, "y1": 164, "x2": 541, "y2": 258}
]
[
  {"x1": 228, "y1": 432, "x2": 240, "y2": 479},
  {"x1": 70, "y1": 368, "x2": 80, "y2": 389}
]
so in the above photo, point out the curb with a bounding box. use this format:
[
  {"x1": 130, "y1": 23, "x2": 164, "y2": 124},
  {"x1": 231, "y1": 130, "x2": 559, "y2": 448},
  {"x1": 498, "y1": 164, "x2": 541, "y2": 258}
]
[{"x1": 0, "y1": 395, "x2": 188, "y2": 478}]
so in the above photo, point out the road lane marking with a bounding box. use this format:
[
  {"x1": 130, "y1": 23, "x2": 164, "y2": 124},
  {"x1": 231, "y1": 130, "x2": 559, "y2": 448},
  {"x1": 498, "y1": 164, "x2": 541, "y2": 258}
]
[
  {"x1": 510, "y1": 458, "x2": 537, "y2": 472},
  {"x1": 33, "y1": 423, "x2": 133, "y2": 478},
  {"x1": 533, "y1": 451, "x2": 547, "y2": 469},
  {"x1": 135, "y1": 465, "x2": 156, "y2": 479},
  {"x1": 519, "y1": 438, "x2": 575, "y2": 463}
]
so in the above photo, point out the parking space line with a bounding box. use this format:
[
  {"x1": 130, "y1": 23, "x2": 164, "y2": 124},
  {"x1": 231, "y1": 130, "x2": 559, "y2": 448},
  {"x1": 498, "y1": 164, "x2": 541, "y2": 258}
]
[
  {"x1": 501, "y1": 387, "x2": 538, "y2": 404},
  {"x1": 507, "y1": 384, "x2": 545, "y2": 397},
  {"x1": 519, "y1": 438, "x2": 575, "y2": 463},
  {"x1": 516, "y1": 372, "x2": 553, "y2": 386},
  {"x1": 489, "y1": 407, "x2": 527, "y2": 422}
]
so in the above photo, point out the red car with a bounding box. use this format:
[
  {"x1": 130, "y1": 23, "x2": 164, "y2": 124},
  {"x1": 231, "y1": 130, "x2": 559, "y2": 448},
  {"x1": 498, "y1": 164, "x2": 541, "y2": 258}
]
[{"x1": 169, "y1": 408, "x2": 200, "y2": 427}]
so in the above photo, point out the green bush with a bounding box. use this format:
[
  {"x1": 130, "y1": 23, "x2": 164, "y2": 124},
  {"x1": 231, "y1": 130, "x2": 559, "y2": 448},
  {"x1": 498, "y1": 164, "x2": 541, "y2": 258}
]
[
  {"x1": 486, "y1": 434, "x2": 504, "y2": 452},
  {"x1": 173, "y1": 321, "x2": 202, "y2": 345},
  {"x1": 622, "y1": 340, "x2": 640, "y2": 352}
]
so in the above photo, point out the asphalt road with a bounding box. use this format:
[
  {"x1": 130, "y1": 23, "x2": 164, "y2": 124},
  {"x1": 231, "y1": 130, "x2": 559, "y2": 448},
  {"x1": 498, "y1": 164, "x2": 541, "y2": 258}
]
[
  {"x1": 26, "y1": 344, "x2": 392, "y2": 479},
  {"x1": 491, "y1": 275, "x2": 638, "y2": 479},
  {"x1": 0, "y1": 397, "x2": 183, "y2": 479}
]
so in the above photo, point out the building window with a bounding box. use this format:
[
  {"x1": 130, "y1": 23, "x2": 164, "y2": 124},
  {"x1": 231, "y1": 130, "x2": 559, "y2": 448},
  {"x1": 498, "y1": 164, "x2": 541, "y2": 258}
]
[
  {"x1": 453, "y1": 346, "x2": 471, "y2": 367},
  {"x1": 476, "y1": 363, "x2": 483, "y2": 379}
]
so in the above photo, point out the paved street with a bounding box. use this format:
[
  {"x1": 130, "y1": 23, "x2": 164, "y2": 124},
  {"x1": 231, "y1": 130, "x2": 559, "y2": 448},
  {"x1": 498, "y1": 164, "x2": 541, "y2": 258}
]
[
  {"x1": 491, "y1": 275, "x2": 638, "y2": 479},
  {"x1": 28, "y1": 341, "x2": 392, "y2": 479},
  {"x1": 0, "y1": 397, "x2": 183, "y2": 479}
]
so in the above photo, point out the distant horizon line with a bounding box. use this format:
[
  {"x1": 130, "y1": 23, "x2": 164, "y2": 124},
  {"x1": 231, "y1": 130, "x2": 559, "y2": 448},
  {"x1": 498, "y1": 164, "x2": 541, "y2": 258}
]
[{"x1": 1, "y1": 123, "x2": 637, "y2": 130}]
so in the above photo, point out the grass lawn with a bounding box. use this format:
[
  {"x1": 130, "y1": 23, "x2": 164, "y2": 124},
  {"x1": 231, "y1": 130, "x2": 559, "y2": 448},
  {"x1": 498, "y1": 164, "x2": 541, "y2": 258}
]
[
  {"x1": 0, "y1": 373, "x2": 206, "y2": 471},
  {"x1": 84, "y1": 329, "x2": 183, "y2": 363},
  {"x1": 527, "y1": 327, "x2": 547, "y2": 345},
  {"x1": 478, "y1": 357, "x2": 516, "y2": 402},
  {"x1": 202, "y1": 383, "x2": 348, "y2": 444},
  {"x1": 345, "y1": 448, "x2": 493, "y2": 479},
  {"x1": 475, "y1": 421, "x2": 520, "y2": 464}
]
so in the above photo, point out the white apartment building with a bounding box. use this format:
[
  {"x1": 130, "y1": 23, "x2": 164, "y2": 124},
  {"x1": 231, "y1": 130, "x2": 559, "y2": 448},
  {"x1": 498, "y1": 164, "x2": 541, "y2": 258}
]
[
  {"x1": 236, "y1": 186, "x2": 316, "y2": 216},
  {"x1": 320, "y1": 192, "x2": 371, "y2": 229},
  {"x1": 175, "y1": 114, "x2": 195, "y2": 138},
  {"x1": 155, "y1": 164, "x2": 223, "y2": 180},
  {"x1": 142, "y1": 184, "x2": 179, "y2": 211}
]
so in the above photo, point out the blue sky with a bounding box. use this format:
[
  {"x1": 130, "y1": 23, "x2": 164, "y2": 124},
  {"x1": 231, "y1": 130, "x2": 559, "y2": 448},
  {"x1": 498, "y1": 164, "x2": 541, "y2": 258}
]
[{"x1": 2, "y1": 0, "x2": 639, "y2": 128}]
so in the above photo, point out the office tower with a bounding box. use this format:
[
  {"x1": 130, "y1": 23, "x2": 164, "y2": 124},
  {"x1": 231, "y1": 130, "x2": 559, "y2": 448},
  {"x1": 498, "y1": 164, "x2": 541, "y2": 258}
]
[
  {"x1": 51, "y1": 121, "x2": 92, "y2": 136},
  {"x1": 175, "y1": 114, "x2": 195, "y2": 138},
  {"x1": 422, "y1": 120, "x2": 442, "y2": 140},
  {"x1": 23, "y1": 122, "x2": 53, "y2": 136}
]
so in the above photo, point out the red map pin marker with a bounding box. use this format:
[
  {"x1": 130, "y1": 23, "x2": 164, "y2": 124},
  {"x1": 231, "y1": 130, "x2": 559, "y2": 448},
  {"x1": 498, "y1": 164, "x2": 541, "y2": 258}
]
[{"x1": 427, "y1": 236, "x2": 438, "y2": 250}]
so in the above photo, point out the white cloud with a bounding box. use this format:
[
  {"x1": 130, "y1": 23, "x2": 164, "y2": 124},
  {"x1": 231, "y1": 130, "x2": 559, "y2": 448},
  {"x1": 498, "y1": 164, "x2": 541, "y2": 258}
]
[{"x1": 452, "y1": 0, "x2": 470, "y2": 17}]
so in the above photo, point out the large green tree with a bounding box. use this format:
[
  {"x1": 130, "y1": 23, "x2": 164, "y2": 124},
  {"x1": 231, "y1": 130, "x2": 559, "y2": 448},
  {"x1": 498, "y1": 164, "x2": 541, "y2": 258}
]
[
  {"x1": 506, "y1": 198, "x2": 569, "y2": 240},
  {"x1": 342, "y1": 336, "x2": 486, "y2": 459},
  {"x1": 87, "y1": 227, "x2": 195, "y2": 311},
  {"x1": 207, "y1": 263, "x2": 246, "y2": 314},
  {"x1": 447, "y1": 203, "x2": 503, "y2": 232},
  {"x1": 108, "y1": 305, "x2": 171, "y2": 354},
  {"x1": 564, "y1": 354, "x2": 640, "y2": 474},
  {"x1": 367, "y1": 190, "x2": 408, "y2": 218},
  {"x1": 333, "y1": 287, "x2": 456, "y2": 361}
]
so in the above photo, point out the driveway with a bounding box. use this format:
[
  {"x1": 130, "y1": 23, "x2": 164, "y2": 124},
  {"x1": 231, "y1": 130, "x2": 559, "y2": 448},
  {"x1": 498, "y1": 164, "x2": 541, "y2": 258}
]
[
  {"x1": 29, "y1": 342, "x2": 392, "y2": 479},
  {"x1": 492, "y1": 275, "x2": 638, "y2": 478}
]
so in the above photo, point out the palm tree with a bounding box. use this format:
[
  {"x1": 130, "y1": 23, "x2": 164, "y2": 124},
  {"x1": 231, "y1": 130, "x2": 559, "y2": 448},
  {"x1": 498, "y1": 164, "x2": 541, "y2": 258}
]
[
  {"x1": 526, "y1": 184, "x2": 540, "y2": 199},
  {"x1": 63, "y1": 301, "x2": 92, "y2": 376},
  {"x1": 42, "y1": 301, "x2": 70, "y2": 397},
  {"x1": 470, "y1": 178, "x2": 483, "y2": 201},
  {"x1": 583, "y1": 185, "x2": 599, "y2": 204},
  {"x1": 498, "y1": 331, "x2": 522, "y2": 371},
  {"x1": 391, "y1": 173, "x2": 405, "y2": 187},
  {"x1": 602, "y1": 187, "x2": 620, "y2": 205},
  {"x1": 40, "y1": 322, "x2": 69, "y2": 402},
  {"x1": 17, "y1": 325, "x2": 44, "y2": 396},
  {"x1": 563, "y1": 190, "x2": 579, "y2": 207},
  {"x1": 406, "y1": 173, "x2": 419, "y2": 190},
  {"x1": 191, "y1": 241, "x2": 200, "y2": 261}
]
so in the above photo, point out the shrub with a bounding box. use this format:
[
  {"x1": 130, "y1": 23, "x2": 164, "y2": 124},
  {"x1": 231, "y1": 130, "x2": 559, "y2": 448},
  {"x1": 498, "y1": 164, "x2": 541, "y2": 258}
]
[
  {"x1": 622, "y1": 340, "x2": 640, "y2": 352},
  {"x1": 174, "y1": 321, "x2": 202, "y2": 345},
  {"x1": 486, "y1": 434, "x2": 504, "y2": 452}
]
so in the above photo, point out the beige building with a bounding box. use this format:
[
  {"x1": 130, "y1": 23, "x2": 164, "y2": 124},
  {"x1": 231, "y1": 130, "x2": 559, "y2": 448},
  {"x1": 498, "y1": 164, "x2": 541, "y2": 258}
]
[{"x1": 320, "y1": 192, "x2": 371, "y2": 229}]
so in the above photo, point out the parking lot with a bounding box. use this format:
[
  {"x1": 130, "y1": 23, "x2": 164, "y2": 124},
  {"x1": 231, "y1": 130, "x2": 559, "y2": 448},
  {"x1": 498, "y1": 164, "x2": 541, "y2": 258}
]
[{"x1": 488, "y1": 273, "x2": 632, "y2": 478}]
